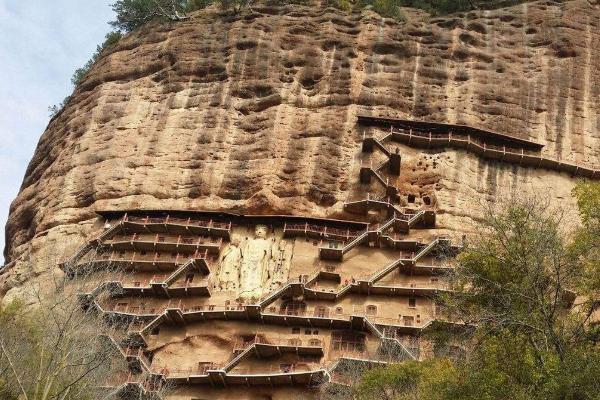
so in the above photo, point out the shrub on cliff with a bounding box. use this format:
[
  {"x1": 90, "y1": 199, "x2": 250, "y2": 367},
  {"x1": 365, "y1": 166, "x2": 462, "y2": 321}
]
[
  {"x1": 398, "y1": 0, "x2": 476, "y2": 15},
  {"x1": 110, "y1": 0, "x2": 191, "y2": 32},
  {"x1": 71, "y1": 31, "x2": 122, "y2": 87},
  {"x1": 107, "y1": 0, "x2": 535, "y2": 31},
  {"x1": 324, "y1": 0, "x2": 405, "y2": 20},
  {"x1": 110, "y1": 0, "x2": 406, "y2": 29},
  {"x1": 50, "y1": 31, "x2": 121, "y2": 118},
  {"x1": 358, "y1": 0, "x2": 406, "y2": 20},
  {"x1": 396, "y1": 0, "x2": 532, "y2": 15}
]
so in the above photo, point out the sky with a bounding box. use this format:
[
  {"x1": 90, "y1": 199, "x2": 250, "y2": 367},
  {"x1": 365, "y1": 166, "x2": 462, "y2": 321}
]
[{"x1": 0, "y1": 1, "x2": 115, "y2": 265}]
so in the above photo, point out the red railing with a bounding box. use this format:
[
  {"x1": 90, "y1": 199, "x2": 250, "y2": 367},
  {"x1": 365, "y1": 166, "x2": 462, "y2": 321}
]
[
  {"x1": 93, "y1": 248, "x2": 210, "y2": 265},
  {"x1": 170, "y1": 277, "x2": 211, "y2": 289},
  {"x1": 125, "y1": 216, "x2": 232, "y2": 231},
  {"x1": 284, "y1": 223, "x2": 364, "y2": 239},
  {"x1": 157, "y1": 364, "x2": 321, "y2": 377}
]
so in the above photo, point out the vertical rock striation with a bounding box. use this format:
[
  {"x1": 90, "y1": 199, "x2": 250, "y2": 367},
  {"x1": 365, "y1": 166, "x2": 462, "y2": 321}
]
[{"x1": 2, "y1": 0, "x2": 600, "y2": 295}]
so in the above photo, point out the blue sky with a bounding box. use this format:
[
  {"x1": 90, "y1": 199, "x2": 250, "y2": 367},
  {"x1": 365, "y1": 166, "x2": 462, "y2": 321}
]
[{"x1": 0, "y1": 1, "x2": 115, "y2": 264}]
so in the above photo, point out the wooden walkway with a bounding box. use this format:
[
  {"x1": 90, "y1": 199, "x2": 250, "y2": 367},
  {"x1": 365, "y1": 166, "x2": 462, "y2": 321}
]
[
  {"x1": 62, "y1": 211, "x2": 369, "y2": 278},
  {"x1": 358, "y1": 115, "x2": 600, "y2": 179},
  {"x1": 80, "y1": 233, "x2": 451, "y2": 341},
  {"x1": 66, "y1": 133, "x2": 455, "y2": 395},
  {"x1": 318, "y1": 198, "x2": 437, "y2": 261},
  {"x1": 81, "y1": 249, "x2": 211, "y2": 274},
  {"x1": 103, "y1": 259, "x2": 212, "y2": 298}
]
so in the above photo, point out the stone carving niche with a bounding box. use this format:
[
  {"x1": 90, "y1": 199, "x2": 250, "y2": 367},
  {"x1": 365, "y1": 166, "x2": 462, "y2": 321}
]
[{"x1": 216, "y1": 225, "x2": 293, "y2": 301}]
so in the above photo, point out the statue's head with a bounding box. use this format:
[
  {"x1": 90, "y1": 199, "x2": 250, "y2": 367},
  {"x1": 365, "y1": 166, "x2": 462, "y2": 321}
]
[{"x1": 255, "y1": 225, "x2": 268, "y2": 239}]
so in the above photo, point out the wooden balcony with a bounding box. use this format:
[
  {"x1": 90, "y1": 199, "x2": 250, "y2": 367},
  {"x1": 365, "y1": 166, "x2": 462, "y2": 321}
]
[
  {"x1": 158, "y1": 280, "x2": 211, "y2": 297},
  {"x1": 124, "y1": 347, "x2": 153, "y2": 374},
  {"x1": 283, "y1": 222, "x2": 363, "y2": 242},
  {"x1": 165, "y1": 279, "x2": 211, "y2": 297},
  {"x1": 121, "y1": 216, "x2": 231, "y2": 240},
  {"x1": 82, "y1": 251, "x2": 211, "y2": 274},
  {"x1": 223, "y1": 368, "x2": 326, "y2": 386},
  {"x1": 163, "y1": 367, "x2": 326, "y2": 387},
  {"x1": 303, "y1": 287, "x2": 338, "y2": 301},
  {"x1": 224, "y1": 336, "x2": 324, "y2": 372},
  {"x1": 357, "y1": 115, "x2": 599, "y2": 179},
  {"x1": 103, "y1": 372, "x2": 162, "y2": 400},
  {"x1": 379, "y1": 234, "x2": 423, "y2": 251},
  {"x1": 103, "y1": 234, "x2": 223, "y2": 255},
  {"x1": 183, "y1": 306, "x2": 247, "y2": 324},
  {"x1": 357, "y1": 115, "x2": 544, "y2": 150},
  {"x1": 260, "y1": 307, "x2": 352, "y2": 329},
  {"x1": 365, "y1": 284, "x2": 446, "y2": 297},
  {"x1": 112, "y1": 276, "x2": 211, "y2": 298}
]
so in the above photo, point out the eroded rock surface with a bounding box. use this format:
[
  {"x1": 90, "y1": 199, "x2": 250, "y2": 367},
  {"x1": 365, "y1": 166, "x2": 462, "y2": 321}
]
[{"x1": 3, "y1": 0, "x2": 600, "y2": 295}]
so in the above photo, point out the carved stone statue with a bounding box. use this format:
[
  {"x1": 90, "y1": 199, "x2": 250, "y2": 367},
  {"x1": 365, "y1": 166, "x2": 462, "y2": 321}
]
[
  {"x1": 238, "y1": 225, "x2": 272, "y2": 301},
  {"x1": 215, "y1": 225, "x2": 293, "y2": 300},
  {"x1": 218, "y1": 240, "x2": 242, "y2": 291},
  {"x1": 266, "y1": 239, "x2": 293, "y2": 291}
]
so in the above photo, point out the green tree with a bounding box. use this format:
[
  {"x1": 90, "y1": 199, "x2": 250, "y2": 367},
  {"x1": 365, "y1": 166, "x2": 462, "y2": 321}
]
[
  {"x1": 48, "y1": 96, "x2": 71, "y2": 118},
  {"x1": 572, "y1": 181, "x2": 600, "y2": 293},
  {"x1": 353, "y1": 0, "x2": 406, "y2": 20},
  {"x1": 110, "y1": 0, "x2": 190, "y2": 32},
  {"x1": 442, "y1": 197, "x2": 600, "y2": 399},
  {"x1": 448, "y1": 199, "x2": 589, "y2": 358},
  {"x1": 346, "y1": 194, "x2": 600, "y2": 399},
  {"x1": 352, "y1": 360, "x2": 457, "y2": 400},
  {"x1": 216, "y1": 0, "x2": 252, "y2": 12},
  {"x1": 0, "y1": 276, "x2": 127, "y2": 400}
]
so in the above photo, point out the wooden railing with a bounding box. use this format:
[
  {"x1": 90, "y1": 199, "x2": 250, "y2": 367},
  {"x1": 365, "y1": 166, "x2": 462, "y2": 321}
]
[{"x1": 124, "y1": 215, "x2": 232, "y2": 230}]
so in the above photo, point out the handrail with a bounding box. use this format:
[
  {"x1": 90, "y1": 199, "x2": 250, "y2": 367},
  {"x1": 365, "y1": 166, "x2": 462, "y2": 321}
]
[
  {"x1": 389, "y1": 127, "x2": 599, "y2": 179},
  {"x1": 357, "y1": 115, "x2": 544, "y2": 150},
  {"x1": 284, "y1": 223, "x2": 363, "y2": 240},
  {"x1": 158, "y1": 365, "x2": 325, "y2": 379},
  {"x1": 60, "y1": 221, "x2": 125, "y2": 271},
  {"x1": 83, "y1": 253, "x2": 209, "y2": 269},
  {"x1": 372, "y1": 137, "x2": 391, "y2": 157},
  {"x1": 223, "y1": 337, "x2": 324, "y2": 372},
  {"x1": 125, "y1": 215, "x2": 232, "y2": 230},
  {"x1": 368, "y1": 258, "x2": 404, "y2": 283},
  {"x1": 105, "y1": 236, "x2": 222, "y2": 249}
]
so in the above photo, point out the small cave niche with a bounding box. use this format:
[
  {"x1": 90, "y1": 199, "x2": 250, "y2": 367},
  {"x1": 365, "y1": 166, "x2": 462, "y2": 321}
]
[
  {"x1": 422, "y1": 196, "x2": 431, "y2": 206},
  {"x1": 407, "y1": 194, "x2": 416, "y2": 204}
]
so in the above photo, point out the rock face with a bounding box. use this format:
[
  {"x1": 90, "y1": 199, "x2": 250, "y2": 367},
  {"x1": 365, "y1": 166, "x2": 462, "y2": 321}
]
[{"x1": 3, "y1": 0, "x2": 600, "y2": 294}]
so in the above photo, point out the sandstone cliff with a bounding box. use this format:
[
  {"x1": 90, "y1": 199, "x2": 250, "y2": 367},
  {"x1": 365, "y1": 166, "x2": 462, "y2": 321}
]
[{"x1": 2, "y1": 0, "x2": 600, "y2": 298}]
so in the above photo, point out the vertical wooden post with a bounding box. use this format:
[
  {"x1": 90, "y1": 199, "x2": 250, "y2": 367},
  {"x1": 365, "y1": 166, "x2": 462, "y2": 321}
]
[{"x1": 389, "y1": 148, "x2": 401, "y2": 175}]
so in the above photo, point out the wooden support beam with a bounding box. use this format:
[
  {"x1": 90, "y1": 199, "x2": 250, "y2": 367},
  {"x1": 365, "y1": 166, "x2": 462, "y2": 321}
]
[
  {"x1": 389, "y1": 149, "x2": 401, "y2": 175},
  {"x1": 359, "y1": 166, "x2": 372, "y2": 183},
  {"x1": 362, "y1": 136, "x2": 375, "y2": 153}
]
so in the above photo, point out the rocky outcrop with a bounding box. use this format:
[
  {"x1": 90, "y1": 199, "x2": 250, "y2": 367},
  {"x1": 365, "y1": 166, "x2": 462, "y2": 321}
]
[{"x1": 2, "y1": 0, "x2": 600, "y2": 295}]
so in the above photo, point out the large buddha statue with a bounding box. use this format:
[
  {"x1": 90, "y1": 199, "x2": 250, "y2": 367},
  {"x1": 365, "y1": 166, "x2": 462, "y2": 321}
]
[{"x1": 238, "y1": 225, "x2": 272, "y2": 301}]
